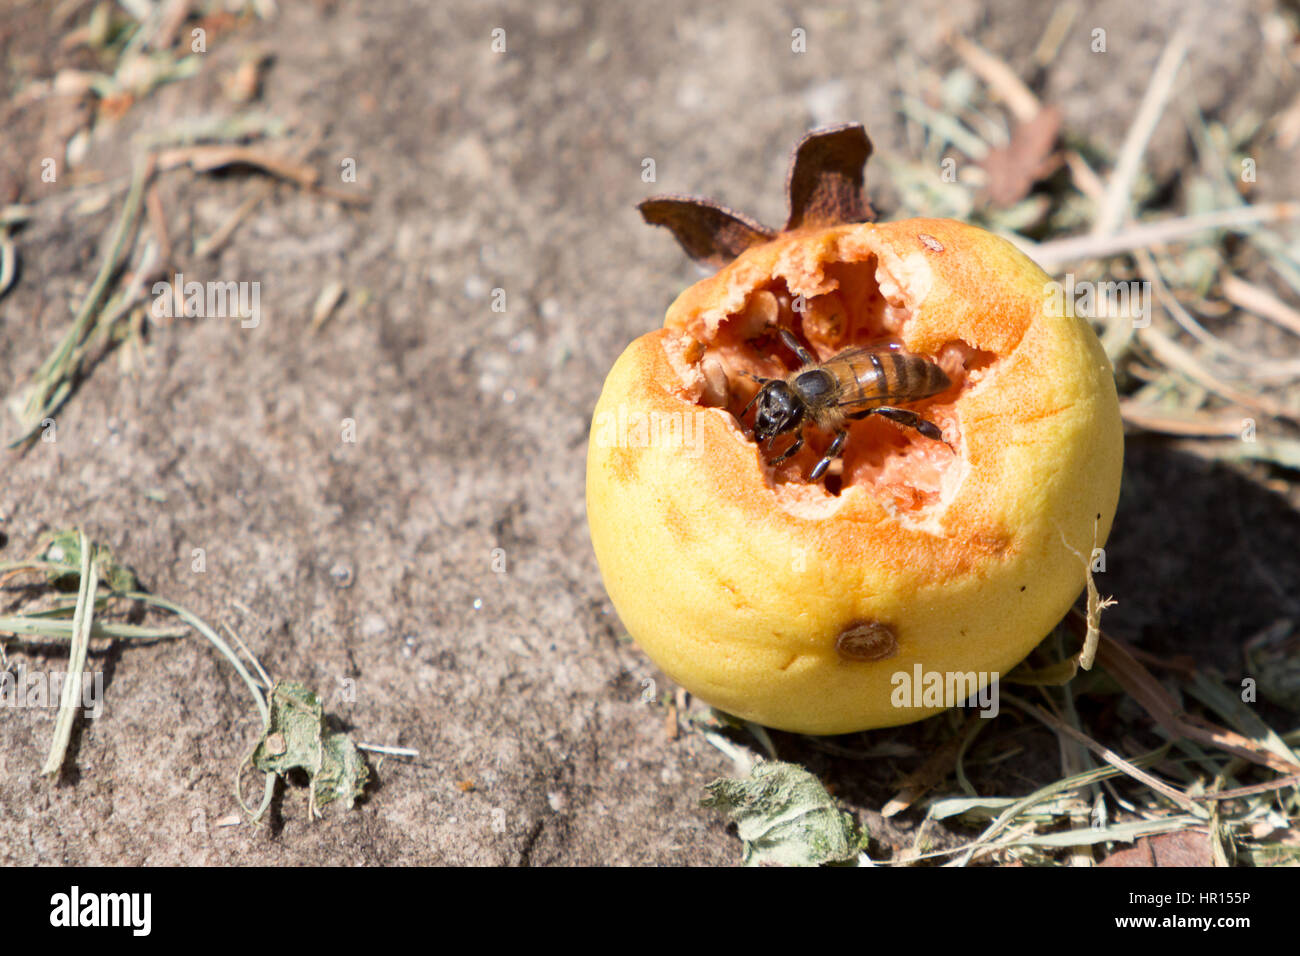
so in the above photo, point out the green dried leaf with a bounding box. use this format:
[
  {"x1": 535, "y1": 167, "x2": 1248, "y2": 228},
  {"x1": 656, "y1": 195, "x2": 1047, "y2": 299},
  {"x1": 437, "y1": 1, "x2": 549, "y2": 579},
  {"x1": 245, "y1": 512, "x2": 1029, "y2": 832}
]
[
  {"x1": 701, "y1": 761, "x2": 862, "y2": 867},
  {"x1": 251, "y1": 680, "x2": 369, "y2": 814},
  {"x1": 40, "y1": 529, "x2": 137, "y2": 593}
]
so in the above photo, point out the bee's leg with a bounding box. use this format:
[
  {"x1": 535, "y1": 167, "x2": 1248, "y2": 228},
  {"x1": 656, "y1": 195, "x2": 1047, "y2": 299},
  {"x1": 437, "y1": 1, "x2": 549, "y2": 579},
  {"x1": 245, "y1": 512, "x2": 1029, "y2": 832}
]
[
  {"x1": 768, "y1": 432, "x2": 804, "y2": 465},
  {"x1": 867, "y1": 407, "x2": 953, "y2": 449},
  {"x1": 778, "y1": 328, "x2": 817, "y2": 366},
  {"x1": 810, "y1": 430, "x2": 847, "y2": 481}
]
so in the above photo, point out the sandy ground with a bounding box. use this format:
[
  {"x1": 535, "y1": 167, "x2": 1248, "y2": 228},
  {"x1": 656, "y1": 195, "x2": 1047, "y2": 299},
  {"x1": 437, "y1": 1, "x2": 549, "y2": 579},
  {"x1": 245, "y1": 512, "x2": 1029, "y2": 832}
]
[{"x1": 1, "y1": 0, "x2": 1297, "y2": 865}]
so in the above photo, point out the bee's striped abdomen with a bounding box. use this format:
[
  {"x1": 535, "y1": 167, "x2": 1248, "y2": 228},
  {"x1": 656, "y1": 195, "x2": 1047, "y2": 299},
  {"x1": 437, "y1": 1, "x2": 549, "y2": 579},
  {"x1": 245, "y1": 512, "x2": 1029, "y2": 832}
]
[{"x1": 832, "y1": 347, "x2": 950, "y2": 408}]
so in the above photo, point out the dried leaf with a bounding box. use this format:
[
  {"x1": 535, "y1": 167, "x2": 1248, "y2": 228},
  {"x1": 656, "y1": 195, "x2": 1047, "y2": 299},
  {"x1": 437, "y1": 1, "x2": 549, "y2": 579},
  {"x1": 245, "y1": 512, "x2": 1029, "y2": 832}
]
[
  {"x1": 1098, "y1": 830, "x2": 1214, "y2": 867},
  {"x1": 251, "y1": 680, "x2": 370, "y2": 814},
  {"x1": 701, "y1": 761, "x2": 862, "y2": 866},
  {"x1": 979, "y1": 106, "x2": 1063, "y2": 207},
  {"x1": 40, "y1": 528, "x2": 138, "y2": 594}
]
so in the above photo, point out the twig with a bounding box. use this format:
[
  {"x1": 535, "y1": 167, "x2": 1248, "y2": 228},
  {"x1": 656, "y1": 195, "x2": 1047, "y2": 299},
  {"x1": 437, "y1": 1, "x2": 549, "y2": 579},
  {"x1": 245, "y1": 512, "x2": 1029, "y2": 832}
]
[
  {"x1": 949, "y1": 34, "x2": 1041, "y2": 124},
  {"x1": 0, "y1": 232, "x2": 16, "y2": 300},
  {"x1": 193, "y1": 130, "x2": 329, "y2": 258},
  {"x1": 356, "y1": 743, "x2": 419, "y2": 757},
  {"x1": 1020, "y1": 202, "x2": 1300, "y2": 270},
  {"x1": 153, "y1": 144, "x2": 321, "y2": 187},
  {"x1": 1091, "y1": 14, "x2": 1195, "y2": 237},
  {"x1": 193, "y1": 181, "x2": 274, "y2": 259}
]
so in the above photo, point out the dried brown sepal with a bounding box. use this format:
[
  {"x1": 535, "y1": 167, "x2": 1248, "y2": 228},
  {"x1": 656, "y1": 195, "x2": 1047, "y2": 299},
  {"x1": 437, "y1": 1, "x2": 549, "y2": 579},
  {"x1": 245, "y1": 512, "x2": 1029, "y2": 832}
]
[
  {"x1": 783, "y1": 123, "x2": 875, "y2": 230},
  {"x1": 638, "y1": 197, "x2": 775, "y2": 269},
  {"x1": 639, "y1": 124, "x2": 876, "y2": 268}
]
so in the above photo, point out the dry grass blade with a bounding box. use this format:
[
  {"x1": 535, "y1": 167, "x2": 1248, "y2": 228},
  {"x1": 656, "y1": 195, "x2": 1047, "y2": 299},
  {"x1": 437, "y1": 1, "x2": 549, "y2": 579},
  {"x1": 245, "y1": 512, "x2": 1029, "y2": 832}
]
[
  {"x1": 948, "y1": 34, "x2": 1040, "y2": 123},
  {"x1": 1191, "y1": 774, "x2": 1300, "y2": 802},
  {"x1": 1136, "y1": 247, "x2": 1300, "y2": 378},
  {"x1": 943, "y1": 747, "x2": 1176, "y2": 866},
  {"x1": 1021, "y1": 202, "x2": 1300, "y2": 271},
  {"x1": 8, "y1": 159, "x2": 152, "y2": 448},
  {"x1": 39, "y1": 530, "x2": 97, "y2": 778},
  {"x1": 1091, "y1": 14, "x2": 1194, "y2": 237},
  {"x1": 0, "y1": 232, "x2": 16, "y2": 300},
  {"x1": 1138, "y1": 324, "x2": 1299, "y2": 423},
  {"x1": 1221, "y1": 274, "x2": 1300, "y2": 338},
  {"x1": 883, "y1": 714, "x2": 981, "y2": 817},
  {"x1": 1083, "y1": 616, "x2": 1300, "y2": 776},
  {"x1": 1004, "y1": 692, "x2": 1204, "y2": 815},
  {"x1": 1119, "y1": 401, "x2": 1249, "y2": 437}
]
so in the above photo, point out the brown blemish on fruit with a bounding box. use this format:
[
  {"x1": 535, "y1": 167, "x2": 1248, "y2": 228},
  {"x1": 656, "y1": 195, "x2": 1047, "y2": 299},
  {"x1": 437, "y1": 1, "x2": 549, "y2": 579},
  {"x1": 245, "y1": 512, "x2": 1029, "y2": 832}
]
[
  {"x1": 835, "y1": 621, "x2": 898, "y2": 662},
  {"x1": 716, "y1": 576, "x2": 751, "y2": 610},
  {"x1": 966, "y1": 529, "x2": 1013, "y2": 562},
  {"x1": 663, "y1": 502, "x2": 695, "y2": 543},
  {"x1": 918, "y1": 233, "x2": 943, "y2": 252},
  {"x1": 606, "y1": 446, "x2": 640, "y2": 485}
]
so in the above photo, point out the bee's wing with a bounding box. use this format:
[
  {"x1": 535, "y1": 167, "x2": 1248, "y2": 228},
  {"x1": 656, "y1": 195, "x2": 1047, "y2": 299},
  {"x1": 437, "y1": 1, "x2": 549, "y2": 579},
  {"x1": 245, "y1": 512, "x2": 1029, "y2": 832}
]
[{"x1": 821, "y1": 346, "x2": 922, "y2": 407}]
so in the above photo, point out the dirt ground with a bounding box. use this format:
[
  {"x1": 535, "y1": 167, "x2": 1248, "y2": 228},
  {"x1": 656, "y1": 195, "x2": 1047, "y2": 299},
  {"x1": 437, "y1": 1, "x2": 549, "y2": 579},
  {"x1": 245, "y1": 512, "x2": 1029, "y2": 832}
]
[{"x1": 1, "y1": 0, "x2": 1297, "y2": 865}]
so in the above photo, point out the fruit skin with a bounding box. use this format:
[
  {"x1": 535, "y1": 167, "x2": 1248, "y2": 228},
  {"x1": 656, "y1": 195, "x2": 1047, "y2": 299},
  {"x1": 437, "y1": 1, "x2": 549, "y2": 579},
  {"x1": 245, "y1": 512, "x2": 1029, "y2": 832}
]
[{"x1": 587, "y1": 217, "x2": 1123, "y2": 735}]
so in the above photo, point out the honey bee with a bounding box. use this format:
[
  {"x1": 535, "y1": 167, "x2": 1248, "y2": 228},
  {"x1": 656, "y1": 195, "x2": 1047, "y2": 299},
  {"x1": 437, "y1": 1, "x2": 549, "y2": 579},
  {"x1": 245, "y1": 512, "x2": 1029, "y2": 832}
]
[{"x1": 741, "y1": 329, "x2": 953, "y2": 480}]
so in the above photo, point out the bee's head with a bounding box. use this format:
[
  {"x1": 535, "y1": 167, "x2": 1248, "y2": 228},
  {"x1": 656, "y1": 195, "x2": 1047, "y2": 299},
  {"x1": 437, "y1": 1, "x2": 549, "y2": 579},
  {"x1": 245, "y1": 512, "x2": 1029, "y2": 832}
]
[{"x1": 750, "y1": 381, "x2": 804, "y2": 442}]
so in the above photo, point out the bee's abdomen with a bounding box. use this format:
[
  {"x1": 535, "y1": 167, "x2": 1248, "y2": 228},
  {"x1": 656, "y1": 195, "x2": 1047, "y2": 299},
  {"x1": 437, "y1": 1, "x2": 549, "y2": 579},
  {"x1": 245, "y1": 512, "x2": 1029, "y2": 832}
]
[
  {"x1": 893, "y1": 353, "x2": 950, "y2": 399},
  {"x1": 851, "y1": 350, "x2": 950, "y2": 404}
]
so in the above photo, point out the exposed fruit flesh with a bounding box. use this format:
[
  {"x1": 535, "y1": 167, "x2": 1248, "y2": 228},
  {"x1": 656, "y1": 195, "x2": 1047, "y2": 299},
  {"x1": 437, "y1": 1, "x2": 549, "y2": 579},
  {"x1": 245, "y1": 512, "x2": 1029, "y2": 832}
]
[{"x1": 672, "y1": 253, "x2": 996, "y2": 509}]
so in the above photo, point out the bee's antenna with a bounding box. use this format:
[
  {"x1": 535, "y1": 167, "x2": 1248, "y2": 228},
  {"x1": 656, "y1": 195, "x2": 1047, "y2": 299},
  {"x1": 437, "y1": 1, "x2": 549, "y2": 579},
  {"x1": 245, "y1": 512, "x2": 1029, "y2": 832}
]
[{"x1": 739, "y1": 384, "x2": 765, "y2": 419}]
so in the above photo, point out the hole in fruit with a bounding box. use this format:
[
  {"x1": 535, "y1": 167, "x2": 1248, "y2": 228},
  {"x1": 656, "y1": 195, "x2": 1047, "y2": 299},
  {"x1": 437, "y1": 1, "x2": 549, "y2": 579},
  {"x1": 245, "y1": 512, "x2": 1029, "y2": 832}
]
[
  {"x1": 691, "y1": 252, "x2": 997, "y2": 511},
  {"x1": 836, "y1": 621, "x2": 898, "y2": 662}
]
